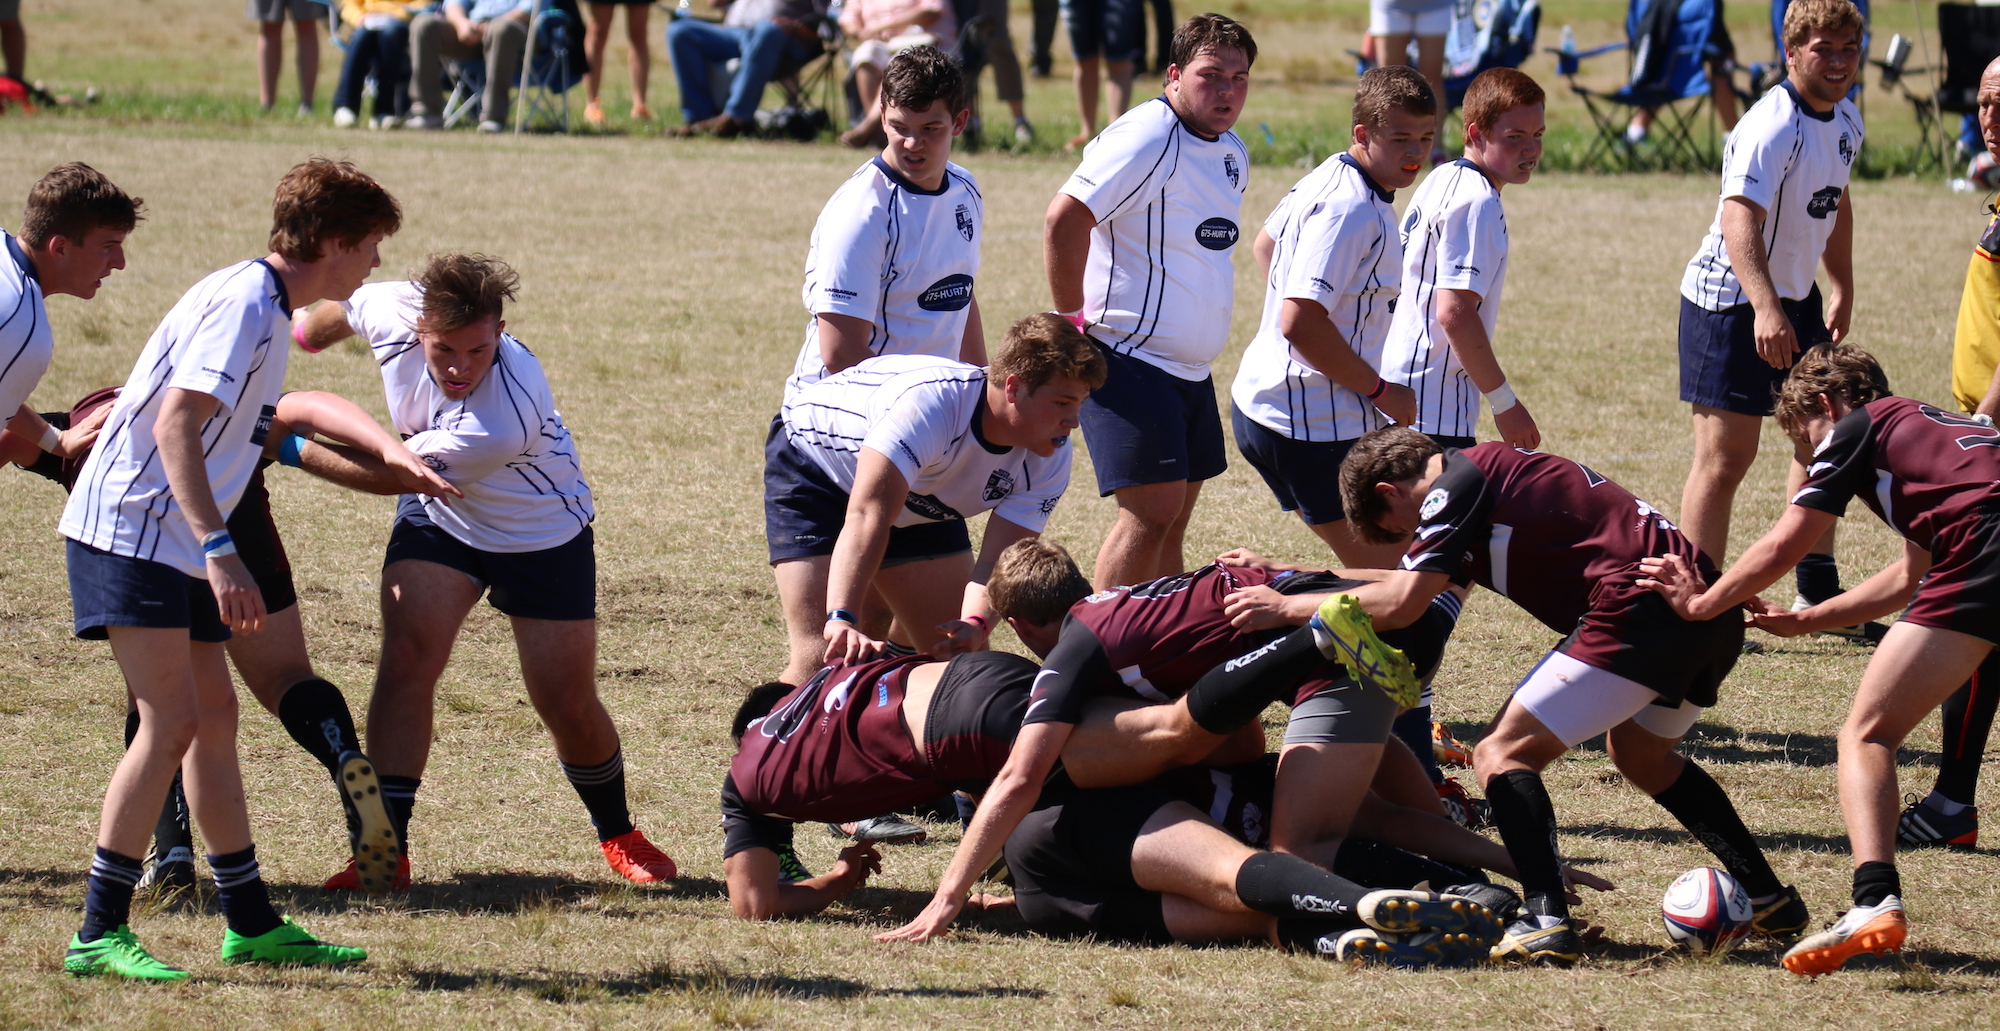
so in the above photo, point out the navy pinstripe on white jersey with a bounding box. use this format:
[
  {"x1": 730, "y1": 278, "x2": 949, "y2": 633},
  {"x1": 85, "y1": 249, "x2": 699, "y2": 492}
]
[
  {"x1": 0, "y1": 231, "x2": 55, "y2": 423},
  {"x1": 344, "y1": 281, "x2": 593, "y2": 553},
  {"x1": 1062, "y1": 97, "x2": 1248, "y2": 381},
  {"x1": 790, "y1": 157, "x2": 983, "y2": 402},
  {"x1": 61, "y1": 260, "x2": 291, "y2": 577},
  {"x1": 1682, "y1": 83, "x2": 1862, "y2": 311},
  {"x1": 1233, "y1": 154, "x2": 1402, "y2": 442},
  {"x1": 1380, "y1": 160, "x2": 1510, "y2": 440},
  {"x1": 779, "y1": 354, "x2": 1072, "y2": 532}
]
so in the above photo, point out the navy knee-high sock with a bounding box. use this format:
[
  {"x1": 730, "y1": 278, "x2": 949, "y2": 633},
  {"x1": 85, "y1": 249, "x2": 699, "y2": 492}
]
[
  {"x1": 79, "y1": 847, "x2": 143, "y2": 943},
  {"x1": 1392, "y1": 704, "x2": 1443, "y2": 785},
  {"x1": 208, "y1": 845, "x2": 283, "y2": 938}
]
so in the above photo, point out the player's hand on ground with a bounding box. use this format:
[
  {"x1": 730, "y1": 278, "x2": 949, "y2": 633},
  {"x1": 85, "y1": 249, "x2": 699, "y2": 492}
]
[
  {"x1": 929, "y1": 619, "x2": 985, "y2": 658},
  {"x1": 207, "y1": 552, "x2": 267, "y2": 633},
  {"x1": 823, "y1": 621, "x2": 885, "y2": 667},
  {"x1": 53, "y1": 404, "x2": 112, "y2": 459},
  {"x1": 1560, "y1": 864, "x2": 1616, "y2": 901},
  {"x1": 875, "y1": 894, "x2": 965, "y2": 943},
  {"x1": 1215, "y1": 547, "x2": 1273, "y2": 569},
  {"x1": 828, "y1": 843, "x2": 883, "y2": 895},
  {"x1": 1223, "y1": 584, "x2": 1307, "y2": 631},
  {"x1": 1752, "y1": 305, "x2": 1800, "y2": 368},
  {"x1": 1635, "y1": 553, "x2": 1706, "y2": 621},
  {"x1": 1494, "y1": 401, "x2": 1540, "y2": 451},
  {"x1": 1372, "y1": 382, "x2": 1417, "y2": 427}
]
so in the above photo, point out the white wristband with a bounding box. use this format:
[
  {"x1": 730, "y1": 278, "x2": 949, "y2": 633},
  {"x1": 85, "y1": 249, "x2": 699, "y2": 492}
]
[
  {"x1": 37, "y1": 423, "x2": 61, "y2": 454},
  {"x1": 1484, "y1": 381, "x2": 1519, "y2": 415}
]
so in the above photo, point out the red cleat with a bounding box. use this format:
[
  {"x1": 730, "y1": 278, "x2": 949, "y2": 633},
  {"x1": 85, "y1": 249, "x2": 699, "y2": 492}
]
[
  {"x1": 325, "y1": 853, "x2": 411, "y2": 892},
  {"x1": 601, "y1": 828, "x2": 678, "y2": 884}
]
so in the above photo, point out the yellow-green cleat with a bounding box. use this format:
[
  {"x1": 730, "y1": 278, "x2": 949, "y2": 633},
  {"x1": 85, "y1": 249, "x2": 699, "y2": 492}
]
[
  {"x1": 65, "y1": 926, "x2": 190, "y2": 982},
  {"x1": 1308, "y1": 594, "x2": 1420, "y2": 709},
  {"x1": 221, "y1": 918, "x2": 366, "y2": 967}
]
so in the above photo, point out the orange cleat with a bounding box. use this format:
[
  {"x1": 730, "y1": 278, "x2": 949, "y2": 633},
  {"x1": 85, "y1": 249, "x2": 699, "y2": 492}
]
[
  {"x1": 1432, "y1": 722, "x2": 1473, "y2": 767},
  {"x1": 1781, "y1": 896, "x2": 1907, "y2": 977},
  {"x1": 601, "y1": 828, "x2": 677, "y2": 884},
  {"x1": 324, "y1": 852, "x2": 411, "y2": 892}
]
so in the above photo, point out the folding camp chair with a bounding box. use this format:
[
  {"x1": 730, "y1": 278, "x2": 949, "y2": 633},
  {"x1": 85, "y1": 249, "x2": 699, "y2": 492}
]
[
  {"x1": 1556, "y1": 0, "x2": 1730, "y2": 171},
  {"x1": 514, "y1": 0, "x2": 587, "y2": 132},
  {"x1": 1440, "y1": 0, "x2": 1542, "y2": 109},
  {"x1": 1929, "y1": 4, "x2": 2000, "y2": 160}
]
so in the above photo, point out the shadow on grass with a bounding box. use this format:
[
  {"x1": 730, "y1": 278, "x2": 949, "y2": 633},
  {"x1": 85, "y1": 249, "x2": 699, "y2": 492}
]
[
  {"x1": 1442, "y1": 718, "x2": 1945, "y2": 770},
  {"x1": 399, "y1": 961, "x2": 1047, "y2": 1001},
  {"x1": 256, "y1": 872, "x2": 736, "y2": 916},
  {"x1": 1564, "y1": 821, "x2": 1860, "y2": 855}
]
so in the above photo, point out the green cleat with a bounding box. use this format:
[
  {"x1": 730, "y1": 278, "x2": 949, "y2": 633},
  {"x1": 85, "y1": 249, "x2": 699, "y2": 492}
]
[
  {"x1": 1309, "y1": 594, "x2": 1421, "y2": 709},
  {"x1": 64, "y1": 926, "x2": 190, "y2": 982},
  {"x1": 221, "y1": 918, "x2": 367, "y2": 967}
]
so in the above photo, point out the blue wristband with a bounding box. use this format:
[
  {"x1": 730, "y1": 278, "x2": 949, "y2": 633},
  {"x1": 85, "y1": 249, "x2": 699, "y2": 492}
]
[
  {"x1": 826, "y1": 608, "x2": 858, "y2": 625},
  {"x1": 200, "y1": 530, "x2": 234, "y2": 555},
  {"x1": 277, "y1": 434, "x2": 308, "y2": 468}
]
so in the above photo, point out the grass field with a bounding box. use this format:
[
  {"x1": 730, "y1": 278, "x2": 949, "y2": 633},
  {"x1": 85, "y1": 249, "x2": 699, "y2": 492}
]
[{"x1": 5, "y1": 2, "x2": 2000, "y2": 1028}]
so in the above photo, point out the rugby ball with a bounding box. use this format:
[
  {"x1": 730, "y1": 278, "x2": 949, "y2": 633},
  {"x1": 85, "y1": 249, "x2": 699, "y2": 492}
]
[
  {"x1": 1661, "y1": 867, "x2": 1753, "y2": 954},
  {"x1": 1971, "y1": 150, "x2": 2000, "y2": 192}
]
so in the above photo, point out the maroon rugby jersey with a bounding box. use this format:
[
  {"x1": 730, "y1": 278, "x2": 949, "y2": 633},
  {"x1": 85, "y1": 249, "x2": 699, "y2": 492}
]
[
  {"x1": 731, "y1": 652, "x2": 1034, "y2": 822},
  {"x1": 1401, "y1": 444, "x2": 1710, "y2": 635},
  {"x1": 1793, "y1": 397, "x2": 2000, "y2": 547},
  {"x1": 1023, "y1": 563, "x2": 1292, "y2": 726}
]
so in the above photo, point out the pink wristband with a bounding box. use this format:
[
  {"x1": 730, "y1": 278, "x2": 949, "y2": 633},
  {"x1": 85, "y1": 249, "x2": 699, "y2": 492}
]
[
  {"x1": 963, "y1": 614, "x2": 990, "y2": 637},
  {"x1": 292, "y1": 319, "x2": 326, "y2": 354}
]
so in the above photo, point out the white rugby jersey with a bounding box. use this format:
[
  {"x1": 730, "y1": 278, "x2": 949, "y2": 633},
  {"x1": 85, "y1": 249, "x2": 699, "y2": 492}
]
[
  {"x1": 343, "y1": 281, "x2": 593, "y2": 554},
  {"x1": 1061, "y1": 97, "x2": 1249, "y2": 381},
  {"x1": 780, "y1": 354, "x2": 1071, "y2": 532},
  {"x1": 61, "y1": 260, "x2": 291, "y2": 577},
  {"x1": 1232, "y1": 154, "x2": 1403, "y2": 442},
  {"x1": 1379, "y1": 159, "x2": 1510, "y2": 440},
  {"x1": 789, "y1": 157, "x2": 983, "y2": 401},
  {"x1": 0, "y1": 231, "x2": 54, "y2": 421},
  {"x1": 1681, "y1": 82, "x2": 1862, "y2": 311}
]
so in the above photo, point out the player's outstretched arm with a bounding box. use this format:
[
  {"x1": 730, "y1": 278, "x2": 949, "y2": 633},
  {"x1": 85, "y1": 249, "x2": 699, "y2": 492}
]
[
  {"x1": 877, "y1": 721, "x2": 1072, "y2": 942},
  {"x1": 1638, "y1": 505, "x2": 1835, "y2": 621},
  {"x1": 934, "y1": 515, "x2": 1037, "y2": 657},
  {"x1": 825, "y1": 448, "x2": 909, "y2": 665},
  {"x1": 273, "y1": 390, "x2": 462, "y2": 499},
  {"x1": 4, "y1": 402, "x2": 104, "y2": 459},
  {"x1": 1436, "y1": 288, "x2": 1537, "y2": 450},
  {"x1": 1349, "y1": 793, "x2": 1616, "y2": 898},
  {"x1": 1754, "y1": 538, "x2": 1928, "y2": 637},
  {"x1": 727, "y1": 844, "x2": 883, "y2": 920},
  {"x1": 293, "y1": 301, "x2": 359, "y2": 354}
]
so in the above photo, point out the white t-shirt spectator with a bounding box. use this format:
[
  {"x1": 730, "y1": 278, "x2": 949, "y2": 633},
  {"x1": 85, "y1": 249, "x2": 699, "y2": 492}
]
[
  {"x1": 1380, "y1": 158, "x2": 1510, "y2": 440},
  {"x1": 780, "y1": 354, "x2": 1071, "y2": 532},
  {"x1": 0, "y1": 231, "x2": 55, "y2": 422},
  {"x1": 62, "y1": 260, "x2": 292, "y2": 577},
  {"x1": 343, "y1": 281, "x2": 594, "y2": 554},
  {"x1": 1060, "y1": 97, "x2": 1249, "y2": 381},
  {"x1": 790, "y1": 157, "x2": 983, "y2": 402},
  {"x1": 1681, "y1": 82, "x2": 1863, "y2": 311},
  {"x1": 1233, "y1": 154, "x2": 1403, "y2": 443}
]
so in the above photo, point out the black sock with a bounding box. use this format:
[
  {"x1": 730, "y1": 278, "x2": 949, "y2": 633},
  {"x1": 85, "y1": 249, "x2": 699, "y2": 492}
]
[
  {"x1": 561, "y1": 749, "x2": 634, "y2": 842},
  {"x1": 79, "y1": 847, "x2": 143, "y2": 943},
  {"x1": 380, "y1": 775, "x2": 420, "y2": 844},
  {"x1": 1332, "y1": 837, "x2": 1481, "y2": 890},
  {"x1": 1936, "y1": 656, "x2": 2000, "y2": 805},
  {"x1": 1853, "y1": 860, "x2": 1901, "y2": 908},
  {"x1": 1233, "y1": 850, "x2": 1369, "y2": 922},
  {"x1": 1795, "y1": 552, "x2": 1840, "y2": 606},
  {"x1": 1274, "y1": 917, "x2": 1354, "y2": 955},
  {"x1": 208, "y1": 845, "x2": 282, "y2": 938},
  {"x1": 275, "y1": 677, "x2": 360, "y2": 779},
  {"x1": 1650, "y1": 760, "x2": 1783, "y2": 898},
  {"x1": 1185, "y1": 628, "x2": 1322, "y2": 735},
  {"x1": 1483, "y1": 769, "x2": 1569, "y2": 920},
  {"x1": 124, "y1": 710, "x2": 193, "y2": 865},
  {"x1": 1392, "y1": 704, "x2": 1444, "y2": 785}
]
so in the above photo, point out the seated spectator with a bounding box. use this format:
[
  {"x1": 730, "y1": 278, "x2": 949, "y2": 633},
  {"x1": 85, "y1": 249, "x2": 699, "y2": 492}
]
[
  {"x1": 407, "y1": 0, "x2": 531, "y2": 131},
  {"x1": 838, "y1": 0, "x2": 956, "y2": 148},
  {"x1": 333, "y1": 0, "x2": 415, "y2": 128},
  {"x1": 666, "y1": 0, "x2": 827, "y2": 138}
]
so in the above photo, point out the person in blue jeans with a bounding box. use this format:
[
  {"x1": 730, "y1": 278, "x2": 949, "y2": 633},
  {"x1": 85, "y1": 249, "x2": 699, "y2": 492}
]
[
  {"x1": 667, "y1": 0, "x2": 827, "y2": 138},
  {"x1": 332, "y1": 0, "x2": 413, "y2": 128}
]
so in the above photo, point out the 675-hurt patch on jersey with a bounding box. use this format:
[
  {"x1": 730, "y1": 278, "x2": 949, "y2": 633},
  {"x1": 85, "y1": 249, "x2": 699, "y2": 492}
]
[
  {"x1": 918, "y1": 274, "x2": 975, "y2": 312},
  {"x1": 1197, "y1": 218, "x2": 1240, "y2": 251}
]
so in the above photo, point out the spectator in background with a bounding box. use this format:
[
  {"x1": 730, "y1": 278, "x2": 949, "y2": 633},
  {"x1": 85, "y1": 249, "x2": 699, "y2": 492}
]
[
  {"x1": 972, "y1": 0, "x2": 1033, "y2": 143},
  {"x1": 837, "y1": 0, "x2": 956, "y2": 148},
  {"x1": 1145, "y1": 0, "x2": 1173, "y2": 73},
  {"x1": 666, "y1": 0, "x2": 827, "y2": 138},
  {"x1": 582, "y1": 0, "x2": 654, "y2": 126},
  {"x1": 1061, "y1": 0, "x2": 1141, "y2": 150},
  {"x1": 333, "y1": 0, "x2": 414, "y2": 129},
  {"x1": 408, "y1": 0, "x2": 532, "y2": 132},
  {"x1": 1367, "y1": 0, "x2": 1450, "y2": 161},
  {"x1": 1029, "y1": 0, "x2": 1056, "y2": 76},
  {"x1": 2, "y1": 0, "x2": 25, "y2": 84},
  {"x1": 250, "y1": 0, "x2": 322, "y2": 115}
]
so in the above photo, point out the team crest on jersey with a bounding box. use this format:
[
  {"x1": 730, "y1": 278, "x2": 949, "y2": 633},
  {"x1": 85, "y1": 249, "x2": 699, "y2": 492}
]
[
  {"x1": 1223, "y1": 153, "x2": 1240, "y2": 188},
  {"x1": 1420, "y1": 488, "x2": 1450, "y2": 520},
  {"x1": 1196, "y1": 217, "x2": 1240, "y2": 251},
  {"x1": 1838, "y1": 133, "x2": 1854, "y2": 165},
  {"x1": 1084, "y1": 587, "x2": 1127, "y2": 604},
  {"x1": 955, "y1": 204, "x2": 975, "y2": 241},
  {"x1": 1401, "y1": 207, "x2": 1421, "y2": 240},
  {"x1": 918, "y1": 273, "x2": 975, "y2": 312},
  {"x1": 983, "y1": 468, "x2": 1015, "y2": 502},
  {"x1": 1807, "y1": 186, "x2": 1843, "y2": 219},
  {"x1": 1039, "y1": 495, "x2": 1061, "y2": 514}
]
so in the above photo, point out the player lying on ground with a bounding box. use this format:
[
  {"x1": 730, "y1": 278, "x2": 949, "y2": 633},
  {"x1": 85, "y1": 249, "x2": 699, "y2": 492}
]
[
  {"x1": 4, "y1": 386, "x2": 460, "y2": 893},
  {"x1": 56, "y1": 158, "x2": 398, "y2": 981},
  {"x1": 296, "y1": 252, "x2": 677, "y2": 888},
  {"x1": 721, "y1": 651, "x2": 1039, "y2": 919},
  {"x1": 880, "y1": 539, "x2": 1614, "y2": 942},
  {"x1": 769, "y1": 314, "x2": 1104, "y2": 690},
  {"x1": 1334, "y1": 427, "x2": 1808, "y2": 967},
  {"x1": 1640, "y1": 344, "x2": 2000, "y2": 977}
]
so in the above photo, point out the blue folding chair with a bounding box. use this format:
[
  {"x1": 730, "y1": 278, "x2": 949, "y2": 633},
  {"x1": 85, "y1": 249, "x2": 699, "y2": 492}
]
[
  {"x1": 1440, "y1": 0, "x2": 1542, "y2": 109},
  {"x1": 1556, "y1": 0, "x2": 1729, "y2": 171},
  {"x1": 513, "y1": 0, "x2": 586, "y2": 132}
]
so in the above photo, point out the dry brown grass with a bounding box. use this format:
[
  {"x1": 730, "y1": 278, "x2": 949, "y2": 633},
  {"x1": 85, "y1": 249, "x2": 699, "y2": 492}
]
[{"x1": 2, "y1": 26, "x2": 2000, "y2": 1030}]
